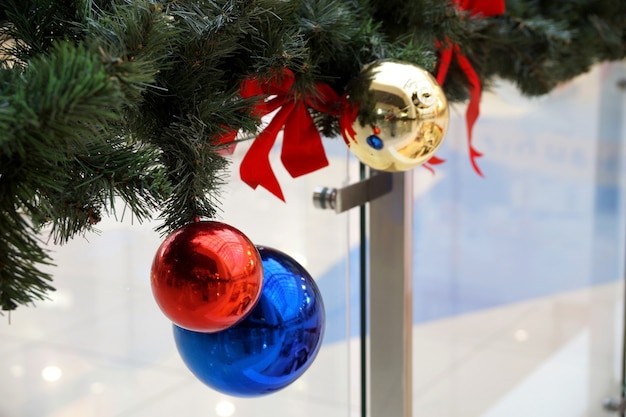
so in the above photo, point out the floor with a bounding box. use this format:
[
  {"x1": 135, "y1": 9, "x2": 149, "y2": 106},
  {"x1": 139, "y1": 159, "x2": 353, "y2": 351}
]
[{"x1": 1, "y1": 62, "x2": 625, "y2": 417}]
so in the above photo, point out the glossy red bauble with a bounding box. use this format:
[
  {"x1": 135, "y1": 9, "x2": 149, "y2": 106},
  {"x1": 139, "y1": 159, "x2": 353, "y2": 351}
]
[{"x1": 151, "y1": 221, "x2": 263, "y2": 332}]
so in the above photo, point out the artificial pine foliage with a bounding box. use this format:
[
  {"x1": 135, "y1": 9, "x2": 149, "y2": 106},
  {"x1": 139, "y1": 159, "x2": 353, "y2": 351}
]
[{"x1": 0, "y1": 0, "x2": 624, "y2": 311}]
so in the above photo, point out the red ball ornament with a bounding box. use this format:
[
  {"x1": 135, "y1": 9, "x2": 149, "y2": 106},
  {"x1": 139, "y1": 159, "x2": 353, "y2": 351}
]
[{"x1": 151, "y1": 221, "x2": 263, "y2": 333}]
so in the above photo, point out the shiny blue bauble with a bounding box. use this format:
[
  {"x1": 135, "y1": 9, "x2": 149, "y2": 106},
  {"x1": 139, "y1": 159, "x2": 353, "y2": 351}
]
[{"x1": 173, "y1": 246, "x2": 325, "y2": 397}]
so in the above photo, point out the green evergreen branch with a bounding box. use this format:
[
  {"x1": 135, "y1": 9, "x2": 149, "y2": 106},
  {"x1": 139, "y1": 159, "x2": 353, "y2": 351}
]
[
  {"x1": 154, "y1": 116, "x2": 230, "y2": 235},
  {"x1": 0, "y1": 0, "x2": 624, "y2": 311},
  {"x1": 0, "y1": 207, "x2": 55, "y2": 311}
]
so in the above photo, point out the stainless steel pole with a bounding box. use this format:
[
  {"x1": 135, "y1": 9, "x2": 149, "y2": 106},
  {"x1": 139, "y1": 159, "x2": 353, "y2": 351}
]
[{"x1": 369, "y1": 171, "x2": 413, "y2": 417}]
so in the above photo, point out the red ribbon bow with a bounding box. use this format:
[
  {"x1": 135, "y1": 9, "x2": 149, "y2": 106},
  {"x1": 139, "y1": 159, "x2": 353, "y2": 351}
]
[
  {"x1": 454, "y1": 0, "x2": 505, "y2": 16},
  {"x1": 231, "y1": 68, "x2": 340, "y2": 201},
  {"x1": 437, "y1": 0, "x2": 505, "y2": 176}
]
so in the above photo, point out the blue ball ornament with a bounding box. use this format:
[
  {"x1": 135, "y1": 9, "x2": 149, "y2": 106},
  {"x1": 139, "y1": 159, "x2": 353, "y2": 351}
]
[{"x1": 173, "y1": 246, "x2": 325, "y2": 397}]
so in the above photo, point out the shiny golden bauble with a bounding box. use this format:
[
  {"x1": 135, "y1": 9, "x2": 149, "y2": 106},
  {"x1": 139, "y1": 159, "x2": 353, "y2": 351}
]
[{"x1": 344, "y1": 60, "x2": 449, "y2": 171}]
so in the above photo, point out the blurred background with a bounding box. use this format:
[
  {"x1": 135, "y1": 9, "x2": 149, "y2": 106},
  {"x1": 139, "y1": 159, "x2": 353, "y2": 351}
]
[{"x1": 1, "y1": 60, "x2": 625, "y2": 417}]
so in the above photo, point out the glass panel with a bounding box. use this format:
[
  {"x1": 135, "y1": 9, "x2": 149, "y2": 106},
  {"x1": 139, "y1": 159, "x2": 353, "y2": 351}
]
[
  {"x1": 218, "y1": 137, "x2": 361, "y2": 417},
  {"x1": 0, "y1": 137, "x2": 357, "y2": 417},
  {"x1": 411, "y1": 62, "x2": 626, "y2": 417}
]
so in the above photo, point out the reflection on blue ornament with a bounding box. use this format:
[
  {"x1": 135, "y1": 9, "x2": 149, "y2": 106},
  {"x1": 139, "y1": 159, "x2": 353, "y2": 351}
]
[
  {"x1": 173, "y1": 246, "x2": 325, "y2": 397},
  {"x1": 366, "y1": 134, "x2": 384, "y2": 150}
]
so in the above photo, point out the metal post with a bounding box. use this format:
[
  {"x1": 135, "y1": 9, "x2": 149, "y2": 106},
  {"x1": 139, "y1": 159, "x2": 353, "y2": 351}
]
[
  {"x1": 369, "y1": 171, "x2": 413, "y2": 417},
  {"x1": 313, "y1": 170, "x2": 413, "y2": 417}
]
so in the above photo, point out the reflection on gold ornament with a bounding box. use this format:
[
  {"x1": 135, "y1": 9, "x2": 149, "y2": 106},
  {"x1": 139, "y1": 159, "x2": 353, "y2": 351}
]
[{"x1": 342, "y1": 60, "x2": 449, "y2": 171}]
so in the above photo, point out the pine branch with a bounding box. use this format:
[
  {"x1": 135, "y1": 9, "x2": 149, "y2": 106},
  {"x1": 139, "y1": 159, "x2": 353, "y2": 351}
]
[
  {"x1": 41, "y1": 138, "x2": 169, "y2": 244},
  {"x1": 0, "y1": 212, "x2": 55, "y2": 311},
  {"x1": 154, "y1": 116, "x2": 230, "y2": 234},
  {"x1": 0, "y1": 0, "x2": 624, "y2": 311}
]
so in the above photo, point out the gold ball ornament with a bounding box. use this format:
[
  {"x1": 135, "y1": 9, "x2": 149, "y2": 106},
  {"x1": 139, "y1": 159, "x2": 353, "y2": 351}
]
[{"x1": 343, "y1": 60, "x2": 449, "y2": 171}]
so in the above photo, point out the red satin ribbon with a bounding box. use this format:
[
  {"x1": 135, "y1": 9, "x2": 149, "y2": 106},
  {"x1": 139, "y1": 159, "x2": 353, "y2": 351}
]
[
  {"x1": 215, "y1": 127, "x2": 237, "y2": 156},
  {"x1": 422, "y1": 155, "x2": 446, "y2": 174},
  {"x1": 453, "y1": 0, "x2": 504, "y2": 16},
  {"x1": 230, "y1": 69, "x2": 340, "y2": 201},
  {"x1": 436, "y1": 40, "x2": 484, "y2": 176},
  {"x1": 437, "y1": 0, "x2": 505, "y2": 177}
]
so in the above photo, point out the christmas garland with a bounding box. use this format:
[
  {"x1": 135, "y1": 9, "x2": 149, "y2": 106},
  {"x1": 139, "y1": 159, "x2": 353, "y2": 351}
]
[{"x1": 0, "y1": 0, "x2": 624, "y2": 311}]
